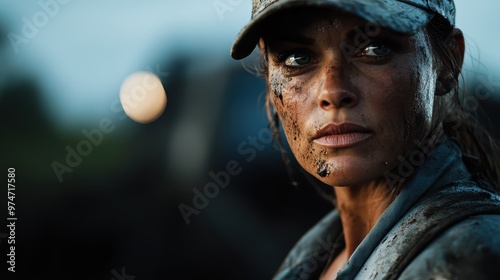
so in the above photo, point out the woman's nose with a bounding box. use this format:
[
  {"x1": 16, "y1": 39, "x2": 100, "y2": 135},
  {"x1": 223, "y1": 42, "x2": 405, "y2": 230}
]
[{"x1": 317, "y1": 69, "x2": 359, "y2": 110}]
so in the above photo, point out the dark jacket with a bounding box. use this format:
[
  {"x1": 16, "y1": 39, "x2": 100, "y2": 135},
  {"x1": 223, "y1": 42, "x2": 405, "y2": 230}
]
[{"x1": 274, "y1": 140, "x2": 500, "y2": 279}]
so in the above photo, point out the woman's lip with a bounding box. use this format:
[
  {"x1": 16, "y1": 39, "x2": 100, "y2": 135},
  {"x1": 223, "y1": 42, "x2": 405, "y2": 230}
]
[
  {"x1": 313, "y1": 132, "x2": 373, "y2": 148},
  {"x1": 312, "y1": 123, "x2": 373, "y2": 148}
]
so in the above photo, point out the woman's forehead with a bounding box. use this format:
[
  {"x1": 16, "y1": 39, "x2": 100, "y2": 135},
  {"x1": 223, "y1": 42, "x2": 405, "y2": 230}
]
[{"x1": 262, "y1": 8, "x2": 371, "y2": 35}]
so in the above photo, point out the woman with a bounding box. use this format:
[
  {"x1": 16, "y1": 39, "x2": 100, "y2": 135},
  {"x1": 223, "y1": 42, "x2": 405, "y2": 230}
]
[{"x1": 232, "y1": 0, "x2": 500, "y2": 279}]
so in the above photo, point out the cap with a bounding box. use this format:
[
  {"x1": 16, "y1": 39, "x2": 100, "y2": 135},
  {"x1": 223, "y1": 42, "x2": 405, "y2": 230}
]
[{"x1": 231, "y1": 0, "x2": 456, "y2": 60}]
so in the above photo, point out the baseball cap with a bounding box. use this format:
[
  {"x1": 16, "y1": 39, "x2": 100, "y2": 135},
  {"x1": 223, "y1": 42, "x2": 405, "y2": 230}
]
[{"x1": 231, "y1": 0, "x2": 456, "y2": 60}]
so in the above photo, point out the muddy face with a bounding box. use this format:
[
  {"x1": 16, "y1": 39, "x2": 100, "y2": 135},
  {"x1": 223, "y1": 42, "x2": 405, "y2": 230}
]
[{"x1": 261, "y1": 9, "x2": 437, "y2": 187}]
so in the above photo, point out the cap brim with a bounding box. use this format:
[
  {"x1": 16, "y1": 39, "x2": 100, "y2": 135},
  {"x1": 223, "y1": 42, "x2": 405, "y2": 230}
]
[{"x1": 231, "y1": 0, "x2": 433, "y2": 60}]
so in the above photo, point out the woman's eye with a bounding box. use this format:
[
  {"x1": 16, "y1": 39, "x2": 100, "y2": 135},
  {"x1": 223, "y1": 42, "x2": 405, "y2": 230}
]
[
  {"x1": 359, "y1": 42, "x2": 391, "y2": 57},
  {"x1": 284, "y1": 53, "x2": 312, "y2": 66}
]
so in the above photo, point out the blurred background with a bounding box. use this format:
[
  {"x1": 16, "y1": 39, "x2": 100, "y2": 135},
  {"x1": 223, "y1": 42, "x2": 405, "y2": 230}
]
[{"x1": 1, "y1": 0, "x2": 499, "y2": 279}]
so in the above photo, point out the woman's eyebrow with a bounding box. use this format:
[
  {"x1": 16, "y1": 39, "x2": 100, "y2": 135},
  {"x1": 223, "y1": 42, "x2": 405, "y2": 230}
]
[{"x1": 265, "y1": 33, "x2": 316, "y2": 45}]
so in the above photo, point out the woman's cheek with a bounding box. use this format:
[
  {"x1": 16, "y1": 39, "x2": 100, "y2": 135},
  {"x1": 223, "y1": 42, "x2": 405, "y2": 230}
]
[
  {"x1": 274, "y1": 88, "x2": 302, "y2": 144},
  {"x1": 273, "y1": 79, "x2": 331, "y2": 178},
  {"x1": 287, "y1": 79, "x2": 321, "y2": 141},
  {"x1": 269, "y1": 68, "x2": 342, "y2": 180},
  {"x1": 400, "y1": 64, "x2": 435, "y2": 152}
]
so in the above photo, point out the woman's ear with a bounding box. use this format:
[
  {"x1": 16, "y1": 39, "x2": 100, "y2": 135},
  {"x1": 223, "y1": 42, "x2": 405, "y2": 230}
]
[{"x1": 436, "y1": 28, "x2": 465, "y2": 96}]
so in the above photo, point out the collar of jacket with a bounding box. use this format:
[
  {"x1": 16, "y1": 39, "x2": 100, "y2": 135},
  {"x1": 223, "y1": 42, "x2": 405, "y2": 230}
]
[{"x1": 274, "y1": 139, "x2": 475, "y2": 279}]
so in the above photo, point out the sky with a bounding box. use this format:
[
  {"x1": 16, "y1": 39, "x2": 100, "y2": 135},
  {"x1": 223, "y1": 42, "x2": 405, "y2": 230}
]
[{"x1": 0, "y1": 0, "x2": 498, "y2": 128}]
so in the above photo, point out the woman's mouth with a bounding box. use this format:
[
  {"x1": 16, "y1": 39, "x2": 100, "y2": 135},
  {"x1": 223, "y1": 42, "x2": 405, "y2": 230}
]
[{"x1": 313, "y1": 123, "x2": 373, "y2": 148}]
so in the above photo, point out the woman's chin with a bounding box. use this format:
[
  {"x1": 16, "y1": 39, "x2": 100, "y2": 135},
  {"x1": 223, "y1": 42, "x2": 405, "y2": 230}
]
[{"x1": 311, "y1": 161, "x2": 388, "y2": 188}]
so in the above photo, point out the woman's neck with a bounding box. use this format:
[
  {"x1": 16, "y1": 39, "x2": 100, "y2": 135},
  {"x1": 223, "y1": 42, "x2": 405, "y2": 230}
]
[
  {"x1": 334, "y1": 181, "x2": 394, "y2": 257},
  {"x1": 333, "y1": 125, "x2": 446, "y2": 257}
]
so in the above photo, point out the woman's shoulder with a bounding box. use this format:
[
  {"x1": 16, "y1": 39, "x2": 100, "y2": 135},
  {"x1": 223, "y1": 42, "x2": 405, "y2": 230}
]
[
  {"x1": 401, "y1": 174, "x2": 500, "y2": 279},
  {"x1": 400, "y1": 214, "x2": 500, "y2": 279},
  {"x1": 357, "y1": 179, "x2": 500, "y2": 279}
]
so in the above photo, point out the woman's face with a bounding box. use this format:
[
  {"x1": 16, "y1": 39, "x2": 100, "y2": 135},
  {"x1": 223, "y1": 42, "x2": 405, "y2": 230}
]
[{"x1": 262, "y1": 9, "x2": 438, "y2": 187}]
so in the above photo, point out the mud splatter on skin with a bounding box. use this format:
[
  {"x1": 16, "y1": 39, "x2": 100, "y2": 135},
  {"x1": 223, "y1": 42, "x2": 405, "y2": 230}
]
[
  {"x1": 269, "y1": 72, "x2": 285, "y2": 104},
  {"x1": 316, "y1": 159, "x2": 331, "y2": 177},
  {"x1": 271, "y1": 77, "x2": 323, "y2": 177},
  {"x1": 315, "y1": 150, "x2": 332, "y2": 177}
]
